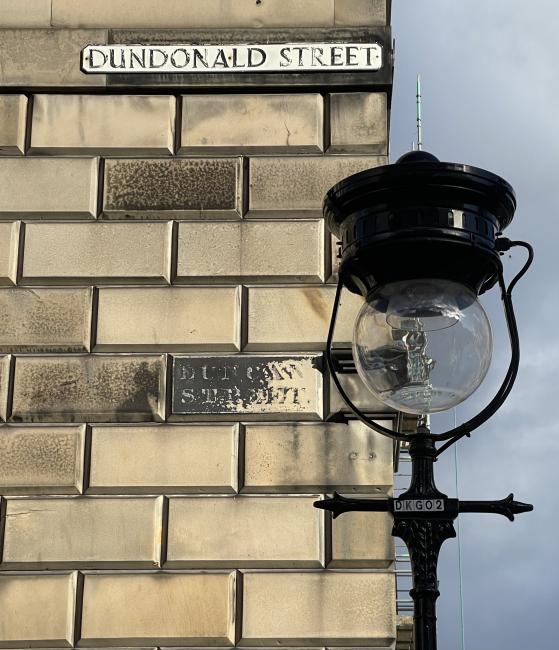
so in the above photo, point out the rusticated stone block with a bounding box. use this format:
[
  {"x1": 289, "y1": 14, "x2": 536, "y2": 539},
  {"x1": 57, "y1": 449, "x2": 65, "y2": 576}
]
[
  {"x1": 103, "y1": 158, "x2": 242, "y2": 218},
  {"x1": 2, "y1": 496, "x2": 163, "y2": 568},
  {"x1": 241, "y1": 571, "x2": 395, "y2": 645},
  {"x1": 0, "y1": 288, "x2": 92, "y2": 353},
  {"x1": 330, "y1": 511, "x2": 394, "y2": 568},
  {"x1": 329, "y1": 92, "x2": 388, "y2": 153},
  {"x1": 11, "y1": 355, "x2": 166, "y2": 423},
  {"x1": 52, "y1": 0, "x2": 335, "y2": 28},
  {"x1": 95, "y1": 287, "x2": 241, "y2": 351},
  {"x1": 329, "y1": 372, "x2": 393, "y2": 416},
  {"x1": 0, "y1": 222, "x2": 20, "y2": 285},
  {"x1": 0, "y1": 1, "x2": 52, "y2": 27},
  {"x1": 180, "y1": 94, "x2": 323, "y2": 154},
  {"x1": 243, "y1": 421, "x2": 393, "y2": 494},
  {"x1": 0, "y1": 573, "x2": 77, "y2": 646},
  {"x1": 171, "y1": 354, "x2": 323, "y2": 421},
  {"x1": 0, "y1": 425, "x2": 85, "y2": 494},
  {"x1": 0, "y1": 356, "x2": 10, "y2": 422},
  {"x1": 0, "y1": 158, "x2": 98, "y2": 218},
  {"x1": 21, "y1": 222, "x2": 172, "y2": 284},
  {"x1": 245, "y1": 286, "x2": 363, "y2": 350},
  {"x1": 88, "y1": 424, "x2": 238, "y2": 493},
  {"x1": 0, "y1": 29, "x2": 107, "y2": 86},
  {"x1": 248, "y1": 155, "x2": 386, "y2": 216},
  {"x1": 176, "y1": 220, "x2": 325, "y2": 283},
  {"x1": 334, "y1": 0, "x2": 388, "y2": 26},
  {"x1": 80, "y1": 572, "x2": 236, "y2": 645},
  {"x1": 0, "y1": 95, "x2": 26, "y2": 154},
  {"x1": 31, "y1": 95, "x2": 176, "y2": 155},
  {"x1": 166, "y1": 496, "x2": 323, "y2": 567}
]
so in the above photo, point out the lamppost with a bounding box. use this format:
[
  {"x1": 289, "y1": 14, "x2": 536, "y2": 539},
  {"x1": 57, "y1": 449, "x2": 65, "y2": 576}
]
[{"x1": 314, "y1": 150, "x2": 534, "y2": 650}]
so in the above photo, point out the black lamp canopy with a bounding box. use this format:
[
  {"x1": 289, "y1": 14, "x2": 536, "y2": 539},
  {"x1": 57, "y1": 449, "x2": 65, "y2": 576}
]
[{"x1": 323, "y1": 150, "x2": 517, "y2": 297}]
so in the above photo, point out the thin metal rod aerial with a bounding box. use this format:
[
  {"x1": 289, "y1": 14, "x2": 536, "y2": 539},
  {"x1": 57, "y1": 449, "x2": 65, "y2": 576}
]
[{"x1": 416, "y1": 74, "x2": 423, "y2": 151}]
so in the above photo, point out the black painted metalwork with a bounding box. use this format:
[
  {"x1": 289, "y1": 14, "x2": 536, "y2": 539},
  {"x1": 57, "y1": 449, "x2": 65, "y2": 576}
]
[{"x1": 314, "y1": 430, "x2": 533, "y2": 650}]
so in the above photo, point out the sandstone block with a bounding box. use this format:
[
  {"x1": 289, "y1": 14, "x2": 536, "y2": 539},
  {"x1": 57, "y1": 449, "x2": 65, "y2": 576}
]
[
  {"x1": 166, "y1": 496, "x2": 323, "y2": 567},
  {"x1": 88, "y1": 424, "x2": 238, "y2": 493},
  {"x1": 0, "y1": 1, "x2": 51, "y2": 27},
  {"x1": 243, "y1": 421, "x2": 393, "y2": 493},
  {"x1": 11, "y1": 355, "x2": 166, "y2": 423},
  {"x1": 103, "y1": 158, "x2": 242, "y2": 218},
  {"x1": 329, "y1": 92, "x2": 388, "y2": 153},
  {"x1": 245, "y1": 285, "x2": 363, "y2": 350},
  {"x1": 249, "y1": 155, "x2": 386, "y2": 216},
  {"x1": 2, "y1": 496, "x2": 163, "y2": 568},
  {"x1": 0, "y1": 356, "x2": 10, "y2": 422},
  {"x1": 176, "y1": 220, "x2": 325, "y2": 283},
  {"x1": 0, "y1": 573, "x2": 77, "y2": 647},
  {"x1": 95, "y1": 287, "x2": 241, "y2": 351},
  {"x1": 241, "y1": 571, "x2": 395, "y2": 645},
  {"x1": 330, "y1": 511, "x2": 394, "y2": 568},
  {"x1": 21, "y1": 222, "x2": 172, "y2": 284},
  {"x1": 0, "y1": 158, "x2": 98, "y2": 218},
  {"x1": 0, "y1": 222, "x2": 20, "y2": 285},
  {"x1": 0, "y1": 288, "x2": 92, "y2": 353},
  {"x1": 52, "y1": 0, "x2": 335, "y2": 28},
  {"x1": 80, "y1": 572, "x2": 236, "y2": 645},
  {"x1": 0, "y1": 425, "x2": 85, "y2": 494},
  {"x1": 0, "y1": 95, "x2": 27, "y2": 154},
  {"x1": 334, "y1": 0, "x2": 388, "y2": 26},
  {"x1": 0, "y1": 29, "x2": 107, "y2": 87},
  {"x1": 170, "y1": 354, "x2": 324, "y2": 421},
  {"x1": 31, "y1": 95, "x2": 176, "y2": 155},
  {"x1": 329, "y1": 372, "x2": 393, "y2": 416},
  {"x1": 180, "y1": 94, "x2": 323, "y2": 154}
]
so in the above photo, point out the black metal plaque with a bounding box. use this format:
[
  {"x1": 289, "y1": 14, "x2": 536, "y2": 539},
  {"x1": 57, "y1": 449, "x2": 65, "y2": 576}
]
[{"x1": 171, "y1": 355, "x2": 322, "y2": 417}]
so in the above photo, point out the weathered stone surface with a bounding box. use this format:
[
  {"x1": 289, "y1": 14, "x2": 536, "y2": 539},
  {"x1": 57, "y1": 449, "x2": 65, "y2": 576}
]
[
  {"x1": 329, "y1": 373, "x2": 393, "y2": 416},
  {"x1": 53, "y1": 0, "x2": 335, "y2": 28},
  {"x1": 30, "y1": 94, "x2": 176, "y2": 155},
  {"x1": 88, "y1": 424, "x2": 238, "y2": 493},
  {"x1": 0, "y1": 356, "x2": 10, "y2": 422},
  {"x1": 248, "y1": 155, "x2": 386, "y2": 216},
  {"x1": 0, "y1": 425, "x2": 85, "y2": 494},
  {"x1": 330, "y1": 511, "x2": 394, "y2": 568},
  {"x1": 241, "y1": 571, "x2": 395, "y2": 645},
  {"x1": 243, "y1": 421, "x2": 393, "y2": 493},
  {"x1": 0, "y1": 288, "x2": 92, "y2": 353},
  {"x1": 95, "y1": 287, "x2": 241, "y2": 351},
  {"x1": 0, "y1": 222, "x2": 20, "y2": 285},
  {"x1": 2, "y1": 496, "x2": 163, "y2": 568},
  {"x1": 166, "y1": 496, "x2": 323, "y2": 567},
  {"x1": 0, "y1": 0, "x2": 52, "y2": 27},
  {"x1": 103, "y1": 158, "x2": 242, "y2": 218},
  {"x1": 21, "y1": 222, "x2": 172, "y2": 284},
  {"x1": 30, "y1": 95, "x2": 176, "y2": 155},
  {"x1": 0, "y1": 29, "x2": 107, "y2": 86},
  {"x1": 245, "y1": 286, "x2": 363, "y2": 350},
  {"x1": 0, "y1": 158, "x2": 98, "y2": 218},
  {"x1": 180, "y1": 94, "x2": 323, "y2": 154},
  {"x1": 80, "y1": 572, "x2": 236, "y2": 645},
  {"x1": 0, "y1": 573, "x2": 77, "y2": 645},
  {"x1": 171, "y1": 355, "x2": 323, "y2": 421},
  {"x1": 11, "y1": 355, "x2": 166, "y2": 423},
  {"x1": 0, "y1": 95, "x2": 26, "y2": 154},
  {"x1": 329, "y1": 92, "x2": 388, "y2": 153},
  {"x1": 334, "y1": 0, "x2": 388, "y2": 26},
  {"x1": 176, "y1": 220, "x2": 325, "y2": 283}
]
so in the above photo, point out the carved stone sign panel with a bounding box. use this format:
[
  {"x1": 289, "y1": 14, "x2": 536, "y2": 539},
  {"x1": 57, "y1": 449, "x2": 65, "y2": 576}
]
[
  {"x1": 81, "y1": 43, "x2": 382, "y2": 74},
  {"x1": 171, "y1": 355, "x2": 323, "y2": 419}
]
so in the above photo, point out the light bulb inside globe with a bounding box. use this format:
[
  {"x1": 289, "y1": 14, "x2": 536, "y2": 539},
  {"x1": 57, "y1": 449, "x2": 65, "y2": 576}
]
[{"x1": 352, "y1": 279, "x2": 492, "y2": 415}]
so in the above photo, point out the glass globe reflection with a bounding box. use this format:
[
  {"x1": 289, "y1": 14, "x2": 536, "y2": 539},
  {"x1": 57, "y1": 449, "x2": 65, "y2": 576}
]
[{"x1": 352, "y1": 279, "x2": 492, "y2": 414}]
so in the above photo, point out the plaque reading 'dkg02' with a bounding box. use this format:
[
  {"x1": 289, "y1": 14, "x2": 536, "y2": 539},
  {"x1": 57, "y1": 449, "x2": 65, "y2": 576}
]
[{"x1": 171, "y1": 355, "x2": 323, "y2": 419}]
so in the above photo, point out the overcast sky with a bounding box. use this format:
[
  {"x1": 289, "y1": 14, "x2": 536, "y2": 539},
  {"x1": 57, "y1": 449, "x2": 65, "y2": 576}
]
[{"x1": 391, "y1": 2, "x2": 559, "y2": 648}]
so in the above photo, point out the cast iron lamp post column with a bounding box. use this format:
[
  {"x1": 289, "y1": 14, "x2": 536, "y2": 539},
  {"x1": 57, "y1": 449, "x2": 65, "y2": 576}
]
[{"x1": 313, "y1": 151, "x2": 534, "y2": 650}]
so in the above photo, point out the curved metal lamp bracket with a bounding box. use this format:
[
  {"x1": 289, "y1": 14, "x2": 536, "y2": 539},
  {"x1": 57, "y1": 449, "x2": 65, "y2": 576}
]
[{"x1": 326, "y1": 240, "x2": 532, "y2": 453}]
